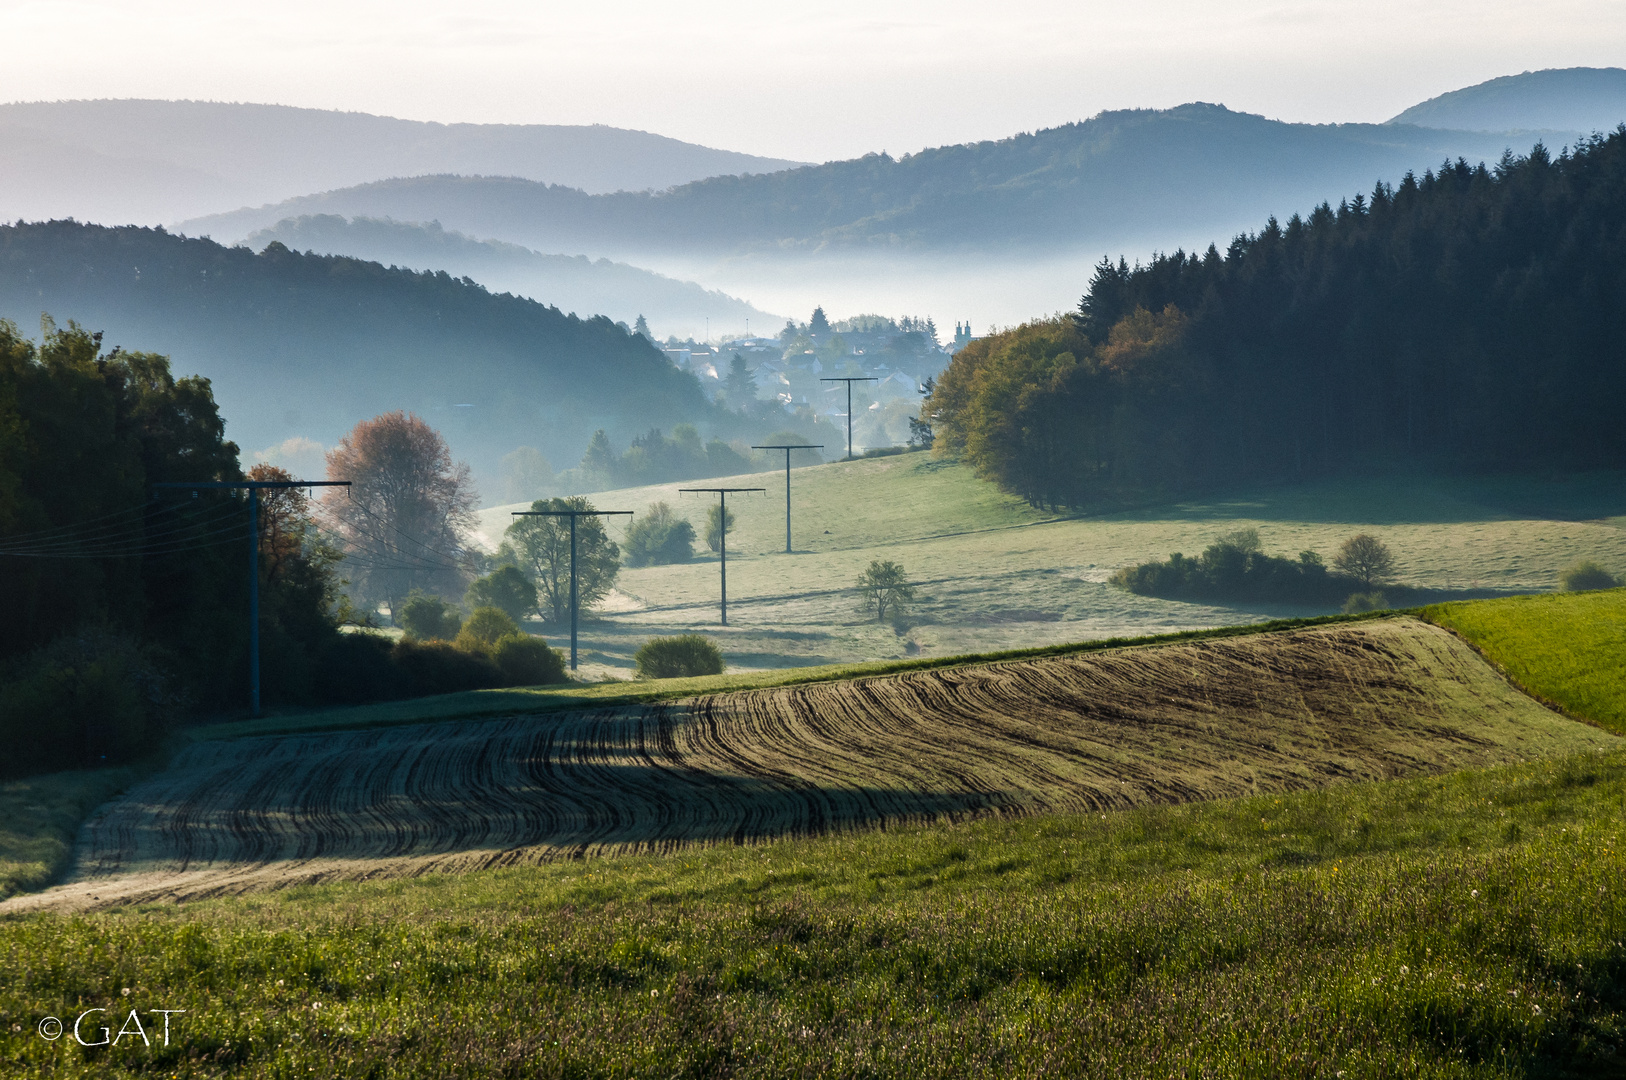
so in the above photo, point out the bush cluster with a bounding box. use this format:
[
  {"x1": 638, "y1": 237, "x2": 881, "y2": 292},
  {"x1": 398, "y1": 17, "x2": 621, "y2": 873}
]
[
  {"x1": 1112, "y1": 529, "x2": 1348, "y2": 605},
  {"x1": 634, "y1": 635, "x2": 725, "y2": 679},
  {"x1": 623, "y1": 502, "x2": 696, "y2": 566},
  {"x1": 313, "y1": 615, "x2": 567, "y2": 705},
  {"x1": 0, "y1": 628, "x2": 181, "y2": 779}
]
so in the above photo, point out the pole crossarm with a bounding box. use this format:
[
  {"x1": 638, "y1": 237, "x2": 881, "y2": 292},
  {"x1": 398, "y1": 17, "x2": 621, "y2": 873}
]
[
  {"x1": 679, "y1": 488, "x2": 764, "y2": 626},
  {"x1": 510, "y1": 509, "x2": 634, "y2": 671},
  {"x1": 820, "y1": 377, "x2": 879, "y2": 460},
  {"x1": 750, "y1": 446, "x2": 823, "y2": 554},
  {"x1": 153, "y1": 481, "x2": 352, "y2": 490},
  {"x1": 150, "y1": 478, "x2": 349, "y2": 720}
]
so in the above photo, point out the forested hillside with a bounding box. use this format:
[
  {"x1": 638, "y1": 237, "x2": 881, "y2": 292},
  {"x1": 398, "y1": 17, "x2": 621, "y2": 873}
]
[
  {"x1": 180, "y1": 105, "x2": 1524, "y2": 258},
  {"x1": 929, "y1": 132, "x2": 1626, "y2": 507},
  {"x1": 0, "y1": 222, "x2": 721, "y2": 485}
]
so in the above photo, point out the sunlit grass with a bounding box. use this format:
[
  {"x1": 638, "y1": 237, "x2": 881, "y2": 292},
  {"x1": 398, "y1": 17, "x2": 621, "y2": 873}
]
[
  {"x1": 2, "y1": 748, "x2": 1622, "y2": 1077},
  {"x1": 0, "y1": 768, "x2": 140, "y2": 900},
  {"x1": 1421, "y1": 588, "x2": 1626, "y2": 735}
]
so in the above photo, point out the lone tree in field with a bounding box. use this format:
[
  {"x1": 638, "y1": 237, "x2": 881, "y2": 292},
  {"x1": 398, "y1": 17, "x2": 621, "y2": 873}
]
[
  {"x1": 856, "y1": 559, "x2": 915, "y2": 622},
  {"x1": 1334, "y1": 534, "x2": 1397, "y2": 591},
  {"x1": 502, "y1": 496, "x2": 621, "y2": 622},
  {"x1": 322, "y1": 411, "x2": 477, "y2": 622}
]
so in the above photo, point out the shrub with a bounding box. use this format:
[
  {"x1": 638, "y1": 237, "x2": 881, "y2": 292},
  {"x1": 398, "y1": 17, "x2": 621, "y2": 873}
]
[
  {"x1": 454, "y1": 607, "x2": 521, "y2": 653},
  {"x1": 465, "y1": 566, "x2": 537, "y2": 622},
  {"x1": 624, "y1": 502, "x2": 697, "y2": 566},
  {"x1": 390, "y1": 639, "x2": 505, "y2": 697},
  {"x1": 398, "y1": 592, "x2": 463, "y2": 641},
  {"x1": 704, "y1": 504, "x2": 736, "y2": 553},
  {"x1": 0, "y1": 628, "x2": 179, "y2": 778},
  {"x1": 1342, "y1": 591, "x2": 1389, "y2": 614},
  {"x1": 1560, "y1": 560, "x2": 1620, "y2": 591},
  {"x1": 492, "y1": 634, "x2": 568, "y2": 686},
  {"x1": 634, "y1": 635, "x2": 725, "y2": 679},
  {"x1": 313, "y1": 631, "x2": 399, "y2": 705}
]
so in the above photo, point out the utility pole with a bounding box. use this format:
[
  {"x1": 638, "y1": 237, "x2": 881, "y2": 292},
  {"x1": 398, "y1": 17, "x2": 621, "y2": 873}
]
[
  {"x1": 678, "y1": 487, "x2": 763, "y2": 625},
  {"x1": 820, "y1": 376, "x2": 878, "y2": 460},
  {"x1": 153, "y1": 479, "x2": 350, "y2": 717},
  {"x1": 751, "y1": 444, "x2": 822, "y2": 553},
  {"x1": 511, "y1": 508, "x2": 633, "y2": 670}
]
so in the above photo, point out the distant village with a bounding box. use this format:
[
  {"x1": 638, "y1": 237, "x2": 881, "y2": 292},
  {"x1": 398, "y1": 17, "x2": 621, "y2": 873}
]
[{"x1": 652, "y1": 309, "x2": 978, "y2": 435}]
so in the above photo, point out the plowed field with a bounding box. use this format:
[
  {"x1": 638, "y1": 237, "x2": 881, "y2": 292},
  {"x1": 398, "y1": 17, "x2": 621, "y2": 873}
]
[{"x1": 6, "y1": 617, "x2": 1612, "y2": 913}]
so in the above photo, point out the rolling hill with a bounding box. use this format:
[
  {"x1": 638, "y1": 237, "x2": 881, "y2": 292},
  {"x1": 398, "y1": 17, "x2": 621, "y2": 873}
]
[
  {"x1": 0, "y1": 99, "x2": 804, "y2": 227},
  {"x1": 179, "y1": 104, "x2": 1531, "y2": 261},
  {"x1": 3, "y1": 615, "x2": 1607, "y2": 912},
  {"x1": 1388, "y1": 66, "x2": 1626, "y2": 135},
  {"x1": 0, "y1": 221, "x2": 726, "y2": 490},
  {"x1": 243, "y1": 215, "x2": 779, "y2": 339}
]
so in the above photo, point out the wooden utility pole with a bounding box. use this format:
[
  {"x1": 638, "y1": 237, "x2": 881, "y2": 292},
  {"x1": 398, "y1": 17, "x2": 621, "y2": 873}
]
[
  {"x1": 750, "y1": 444, "x2": 822, "y2": 553},
  {"x1": 510, "y1": 508, "x2": 633, "y2": 670},
  {"x1": 820, "y1": 376, "x2": 879, "y2": 459},
  {"x1": 678, "y1": 488, "x2": 763, "y2": 625},
  {"x1": 154, "y1": 479, "x2": 350, "y2": 716}
]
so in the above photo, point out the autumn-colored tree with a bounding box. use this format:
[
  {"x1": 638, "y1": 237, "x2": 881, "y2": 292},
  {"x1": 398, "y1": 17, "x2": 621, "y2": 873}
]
[{"x1": 321, "y1": 412, "x2": 477, "y2": 621}]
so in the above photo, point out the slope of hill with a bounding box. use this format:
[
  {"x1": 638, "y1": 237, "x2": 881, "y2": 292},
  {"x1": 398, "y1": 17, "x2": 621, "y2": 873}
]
[
  {"x1": 4, "y1": 615, "x2": 1607, "y2": 912},
  {"x1": 0, "y1": 221, "x2": 724, "y2": 488},
  {"x1": 0, "y1": 99, "x2": 804, "y2": 226},
  {"x1": 244, "y1": 215, "x2": 779, "y2": 338},
  {"x1": 179, "y1": 104, "x2": 1529, "y2": 259},
  {"x1": 1388, "y1": 67, "x2": 1626, "y2": 134}
]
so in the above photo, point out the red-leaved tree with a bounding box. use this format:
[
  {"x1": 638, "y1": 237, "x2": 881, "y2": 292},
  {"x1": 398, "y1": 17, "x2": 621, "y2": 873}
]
[{"x1": 321, "y1": 412, "x2": 477, "y2": 621}]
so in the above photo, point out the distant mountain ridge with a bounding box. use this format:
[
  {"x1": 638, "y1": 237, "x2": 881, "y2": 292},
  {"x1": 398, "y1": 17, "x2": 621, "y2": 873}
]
[
  {"x1": 244, "y1": 215, "x2": 780, "y2": 338},
  {"x1": 1388, "y1": 67, "x2": 1626, "y2": 135},
  {"x1": 0, "y1": 100, "x2": 804, "y2": 226},
  {"x1": 178, "y1": 104, "x2": 1541, "y2": 261}
]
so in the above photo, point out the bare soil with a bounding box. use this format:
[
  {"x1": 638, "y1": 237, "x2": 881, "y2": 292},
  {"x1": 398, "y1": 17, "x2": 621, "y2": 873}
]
[{"x1": 5, "y1": 617, "x2": 1611, "y2": 913}]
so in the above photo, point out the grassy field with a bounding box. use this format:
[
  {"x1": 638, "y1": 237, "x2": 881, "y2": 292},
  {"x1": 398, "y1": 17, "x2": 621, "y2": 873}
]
[
  {"x1": 1, "y1": 747, "x2": 1621, "y2": 1077},
  {"x1": 473, "y1": 458, "x2": 1626, "y2": 678},
  {"x1": 1421, "y1": 588, "x2": 1626, "y2": 736},
  {"x1": 0, "y1": 768, "x2": 144, "y2": 902}
]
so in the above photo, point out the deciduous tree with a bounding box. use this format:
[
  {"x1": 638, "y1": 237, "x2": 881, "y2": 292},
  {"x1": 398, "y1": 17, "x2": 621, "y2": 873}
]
[
  {"x1": 321, "y1": 411, "x2": 477, "y2": 621},
  {"x1": 502, "y1": 497, "x2": 621, "y2": 622}
]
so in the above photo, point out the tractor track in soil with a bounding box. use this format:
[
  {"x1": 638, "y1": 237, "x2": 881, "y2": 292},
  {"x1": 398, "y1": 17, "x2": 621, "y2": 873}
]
[{"x1": 3, "y1": 616, "x2": 1611, "y2": 913}]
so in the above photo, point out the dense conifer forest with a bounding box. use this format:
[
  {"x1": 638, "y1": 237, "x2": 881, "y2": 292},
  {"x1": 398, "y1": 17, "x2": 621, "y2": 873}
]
[{"x1": 930, "y1": 131, "x2": 1626, "y2": 507}]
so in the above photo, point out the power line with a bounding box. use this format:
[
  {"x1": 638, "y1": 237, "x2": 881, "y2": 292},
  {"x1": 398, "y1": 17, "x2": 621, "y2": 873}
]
[
  {"x1": 820, "y1": 376, "x2": 879, "y2": 460},
  {"x1": 153, "y1": 479, "x2": 350, "y2": 717},
  {"x1": 511, "y1": 508, "x2": 634, "y2": 671},
  {"x1": 678, "y1": 487, "x2": 764, "y2": 626},
  {"x1": 751, "y1": 444, "x2": 823, "y2": 553}
]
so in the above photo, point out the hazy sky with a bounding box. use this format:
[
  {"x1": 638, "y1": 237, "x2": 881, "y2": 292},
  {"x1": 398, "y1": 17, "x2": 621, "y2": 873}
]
[{"x1": 3, "y1": 0, "x2": 1624, "y2": 161}]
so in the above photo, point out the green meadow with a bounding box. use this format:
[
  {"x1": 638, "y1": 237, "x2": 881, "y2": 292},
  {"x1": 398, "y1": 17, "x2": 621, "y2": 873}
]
[
  {"x1": 475, "y1": 457, "x2": 1626, "y2": 677},
  {"x1": 1423, "y1": 589, "x2": 1626, "y2": 736},
  {"x1": 1, "y1": 747, "x2": 1621, "y2": 1077}
]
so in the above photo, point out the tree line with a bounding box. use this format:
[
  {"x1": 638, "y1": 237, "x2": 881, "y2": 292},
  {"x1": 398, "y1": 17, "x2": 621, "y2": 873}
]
[{"x1": 929, "y1": 131, "x2": 1626, "y2": 507}]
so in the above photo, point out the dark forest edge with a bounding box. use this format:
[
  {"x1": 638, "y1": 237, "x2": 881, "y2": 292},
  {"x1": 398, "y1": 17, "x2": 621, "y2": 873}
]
[
  {"x1": 926, "y1": 130, "x2": 1626, "y2": 508},
  {"x1": 0, "y1": 321, "x2": 569, "y2": 781}
]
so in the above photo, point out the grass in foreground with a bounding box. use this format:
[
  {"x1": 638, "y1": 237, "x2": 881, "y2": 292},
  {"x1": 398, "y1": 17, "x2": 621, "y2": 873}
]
[
  {"x1": 1422, "y1": 588, "x2": 1626, "y2": 735},
  {"x1": 0, "y1": 768, "x2": 139, "y2": 901},
  {"x1": 3, "y1": 747, "x2": 1623, "y2": 1078}
]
